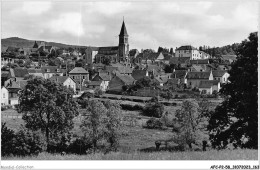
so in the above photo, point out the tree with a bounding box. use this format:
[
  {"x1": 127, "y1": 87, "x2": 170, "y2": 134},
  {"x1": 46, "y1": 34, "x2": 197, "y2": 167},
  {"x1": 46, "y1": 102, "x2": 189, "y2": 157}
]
[
  {"x1": 164, "y1": 64, "x2": 172, "y2": 73},
  {"x1": 174, "y1": 100, "x2": 208, "y2": 149},
  {"x1": 24, "y1": 74, "x2": 35, "y2": 80},
  {"x1": 143, "y1": 49, "x2": 155, "y2": 54},
  {"x1": 75, "y1": 59, "x2": 86, "y2": 67},
  {"x1": 102, "y1": 57, "x2": 111, "y2": 65},
  {"x1": 143, "y1": 100, "x2": 164, "y2": 118},
  {"x1": 164, "y1": 90, "x2": 173, "y2": 101},
  {"x1": 158, "y1": 47, "x2": 163, "y2": 53},
  {"x1": 80, "y1": 100, "x2": 122, "y2": 152},
  {"x1": 18, "y1": 77, "x2": 79, "y2": 151},
  {"x1": 102, "y1": 101, "x2": 122, "y2": 151},
  {"x1": 170, "y1": 48, "x2": 174, "y2": 55},
  {"x1": 81, "y1": 100, "x2": 107, "y2": 151},
  {"x1": 208, "y1": 32, "x2": 258, "y2": 149},
  {"x1": 135, "y1": 77, "x2": 159, "y2": 89}
]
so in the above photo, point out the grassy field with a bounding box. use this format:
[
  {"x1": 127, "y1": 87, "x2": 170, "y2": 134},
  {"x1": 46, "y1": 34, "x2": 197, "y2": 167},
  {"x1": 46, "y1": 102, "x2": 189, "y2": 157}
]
[
  {"x1": 2, "y1": 149, "x2": 258, "y2": 160},
  {"x1": 3, "y1": 101, "x2": 256, "y2": 161}
]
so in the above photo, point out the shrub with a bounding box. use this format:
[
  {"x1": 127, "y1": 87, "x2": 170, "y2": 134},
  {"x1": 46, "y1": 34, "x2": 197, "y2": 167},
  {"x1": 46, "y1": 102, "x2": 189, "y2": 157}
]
[
  {"x1": 175, "y1": 94, "x2": 179, "y2": 99},
  {"x1": 143, "y1": 101, "x2": 164, "y2": 118},
  {"x1": 160, "y1": 112, "x2": 175, "y2": 127},
  {"x1": 145, "y1": 118, "x2": 163, "y2": 129},
  {"x1": 12, "y1": 128, "x2": 45, "y2": 156},
  {"x1": 67, "y1": 136, "x2": 92, "y2": 154},
  {"x1": 1, "y1": 123, "x2": 16, "y2": 157},
  {"x1": 1, "y1": 123, "x2": 45, "y2": 157},
  {"x1": 120, "y1": 104, "x2": 144, "y2": 111}
]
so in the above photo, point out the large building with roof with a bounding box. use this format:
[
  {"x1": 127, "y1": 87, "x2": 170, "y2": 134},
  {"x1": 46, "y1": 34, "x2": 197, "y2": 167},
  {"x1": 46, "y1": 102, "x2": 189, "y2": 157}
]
[
  {"x1": 175, "y1": 45, "x2": 211, "y2": 60},
  {"x1": 88, "y1": 20, "x2": 130, "y2": 64}
]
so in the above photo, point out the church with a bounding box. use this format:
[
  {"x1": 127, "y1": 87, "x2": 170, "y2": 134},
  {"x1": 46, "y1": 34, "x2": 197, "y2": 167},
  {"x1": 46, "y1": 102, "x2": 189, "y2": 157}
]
[{"x1": 85, "y1": 20, "x2": 129, "y2": 64}]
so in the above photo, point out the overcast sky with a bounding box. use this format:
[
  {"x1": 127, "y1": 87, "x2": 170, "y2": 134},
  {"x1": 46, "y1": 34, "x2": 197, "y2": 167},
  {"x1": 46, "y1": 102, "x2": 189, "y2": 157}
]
[{"x1": 1, "y1": 0, "x2": 258, "y2": 51}]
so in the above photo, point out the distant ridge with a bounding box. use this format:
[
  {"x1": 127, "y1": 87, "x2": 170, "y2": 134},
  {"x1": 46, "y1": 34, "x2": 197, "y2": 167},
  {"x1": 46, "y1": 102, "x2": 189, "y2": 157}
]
[{"x1": 1, "y1": 37, "x2": 89, "y2": 49}]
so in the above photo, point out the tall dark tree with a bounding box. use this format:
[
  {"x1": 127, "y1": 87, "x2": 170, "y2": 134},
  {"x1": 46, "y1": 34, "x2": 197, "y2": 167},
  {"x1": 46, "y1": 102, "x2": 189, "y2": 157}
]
[
  {"x1": 158, "y1": 47, "x2": 163, "y2": 53},
  {"x1": 18, "y1": 77, "x2": 79, "y2": 151},
  {"x1": 102, "y1": 57, "x2": 111, "y2": 65},
  {"x1": 170, "y1": 48, "x2": 174, "y2": 55},
  {"x1": 208, "y1": 32, "x2": 258, "y2": 149}
]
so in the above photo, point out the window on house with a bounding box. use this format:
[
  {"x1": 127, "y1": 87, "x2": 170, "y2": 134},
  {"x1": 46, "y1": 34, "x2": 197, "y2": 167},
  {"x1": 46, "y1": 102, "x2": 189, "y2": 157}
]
[
  {"x1": 82, "y1": 76, "x2": 85, "y2": 79},
  {"x1": 190, "y1": 82, "x2": 192, "y2": 86},
  {"x1": 57, "y1": 69, "x2": 60, "y2": 72},
  {"x1": 3, "y1": 93, "x2": 5, "y2": 98},
  {"x1": 46, "y1": 69, "x2": 50, "y2": 72}
]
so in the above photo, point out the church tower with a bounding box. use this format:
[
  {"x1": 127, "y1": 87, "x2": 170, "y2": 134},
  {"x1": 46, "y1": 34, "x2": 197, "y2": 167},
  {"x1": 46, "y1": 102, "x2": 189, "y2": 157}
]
[{"x1": 118, "y1": 20, "x2": 129, "y2": 62}]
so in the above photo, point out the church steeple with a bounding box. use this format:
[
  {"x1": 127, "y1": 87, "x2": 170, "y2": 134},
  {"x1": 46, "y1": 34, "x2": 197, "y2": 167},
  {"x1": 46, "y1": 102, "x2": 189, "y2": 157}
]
[
  {"x1": 119, "y1": 20, "x2": 128, "y2": 36},
  {"x1": 118, "y1": 19, "x2": 129, "y2": 62}
]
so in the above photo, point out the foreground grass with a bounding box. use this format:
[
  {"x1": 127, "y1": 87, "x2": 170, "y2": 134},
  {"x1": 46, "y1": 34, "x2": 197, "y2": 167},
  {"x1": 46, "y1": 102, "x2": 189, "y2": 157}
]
[{"x1": 2, "y1": 149, "x2": 258, "y2": 160}]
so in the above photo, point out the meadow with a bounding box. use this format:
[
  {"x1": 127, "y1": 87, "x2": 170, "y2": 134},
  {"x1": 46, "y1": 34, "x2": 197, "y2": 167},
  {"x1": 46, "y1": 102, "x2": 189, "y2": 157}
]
[
  {"x1": 2, "y1": 149, "x2": 258, "y2": 160},
  {"x1": 1, "y1": 99, "x2": 257, "y2": 160}
]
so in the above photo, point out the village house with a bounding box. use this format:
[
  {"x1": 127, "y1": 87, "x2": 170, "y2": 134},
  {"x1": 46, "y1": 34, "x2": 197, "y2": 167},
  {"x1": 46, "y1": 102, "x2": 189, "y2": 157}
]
[
  {"x1": 186, "y1": 71, "x2": 213, "y2": 89},
  {"x1": 165, "y1": 78, "x2": 180, "y2": 89},
  {"x1": 108, "y1": 74, "x2": 135, "y2": 92},
  {"x1": 91, "y1": 72, "x2": 111, "y2": 91},
  {"x1": 190, "y1": 59, "x2": 209, "y2": 70},
  {"x1": 69, "y1": 67, "x2": 89, "y2": 91},
  {"x1": 27, "y1": 68, "x2": 44, "y2": 78},
  {"x1": 221, "y1": 55, "x2": 237, "y2": 64},
  {"x1": 4, "y1": 79, "x2": 28, "y2": 105},
  {"x1": 132, "y1": 69, "x2": 149, "y2": 81},
  {"x1": 198, "y1": 80, "x2": 220, "y2": 95},
  {"x1": 171, "y1": 70, "x2": 188, "y2": 84},
  {"x1": 212, "y1": 70, "x2": 230, "y2": 84},
  {"x1": 9, "y1": 68, "x2": 29, "y2": 81},
  {"x1": 1, "y1": 86, "x2": 9, "y2": 106},
  {"x1": 155, "y1": 76, "x2": 168, "y2": 86},
  {"x1": 41, "y1": 66, "x2": 63, "y2": 79},
  {"x1": 49, "y1": 76, "x2": 76, "y2": 92},
  {"x1": 135, "y1": 52, "x2": 164, "y2": 64},
  {"x1": 188, "y1": 65, "x2": 205, "y2": 72},
  {"x1": 85, "y1": 47, "x2": 99, "y2": 64},
  {"x1": 175, "y1": 45, "x2": 211, "y2": 60},
  {"x1": 169, "y1": 57, "x2": 190, "y2": 68},
  {"x1": 87, "y1": 81, "x2": 108, "y2": 91}
]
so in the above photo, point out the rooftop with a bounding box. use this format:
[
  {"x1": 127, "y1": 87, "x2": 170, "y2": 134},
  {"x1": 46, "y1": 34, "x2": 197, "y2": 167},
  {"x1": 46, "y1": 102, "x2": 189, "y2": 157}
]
[{"x1": 69, "y1": 67, "x2": 89, "y2": 74}]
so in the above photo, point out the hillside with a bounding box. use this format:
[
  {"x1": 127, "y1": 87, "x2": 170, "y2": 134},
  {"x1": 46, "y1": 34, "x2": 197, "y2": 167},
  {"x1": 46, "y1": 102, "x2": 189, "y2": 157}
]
[{"x1": 1, "y1": 37, "x2": 88, "y2": 49}]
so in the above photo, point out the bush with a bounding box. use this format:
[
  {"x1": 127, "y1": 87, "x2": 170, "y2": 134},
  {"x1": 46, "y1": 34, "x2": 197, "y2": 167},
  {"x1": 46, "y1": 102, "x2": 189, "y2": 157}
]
[
  {"x1": 67, "y1": 136, "x2": 92, "y2": 154},
  {"x1": 120, "y1": 104, "x2": 144, "y2": 111},
  {"x1": 1, "y1": 123, "x2": 45, "y2": 157},
  {"x1": 1, "y1": 123, "x2": 16, "y2": 157},
  {"x1": 12, "y1": 129, "x2": 45, "y2": 156},
  {"x1": 160, "y1": 112, "x2": 175, "y2": 127},
  {"x1": 143, "y1": 101, "x2": 164, "y2": 118},
  {"x1": 145, "y1": 118, "x2": 163, "y2": 129}
]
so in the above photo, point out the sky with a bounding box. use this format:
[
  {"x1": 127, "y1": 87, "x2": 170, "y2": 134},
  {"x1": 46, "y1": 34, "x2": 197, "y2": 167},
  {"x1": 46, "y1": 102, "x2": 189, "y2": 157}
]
[{"x1": 1, "y1": 0, "x2": 259, "y2": 51}]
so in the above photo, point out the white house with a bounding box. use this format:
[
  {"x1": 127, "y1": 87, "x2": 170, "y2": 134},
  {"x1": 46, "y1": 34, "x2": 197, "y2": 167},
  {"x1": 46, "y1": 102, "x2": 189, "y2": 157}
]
[
  {"x1": 91, "y1": 72, "x2": 111, "y2": 91},
  {"x1": 41, "y1": 66, "x2": 63, "y2": 79},
  {"x1": 212, "y1": 70, "x2": 230, "y2": 84},
  {"x1": 1, "y1": 86, "x2": 9, "y2": 106},
  {"x1": 175, "y1": 45, "x2": 211, "y2": 60},
  {"x1": 49, "y1": 76, "x2": 76, "y2": 92},
  {"x1": 186, "y1": 71, "x2": 214, "y2": 89},
  {"x1": 198, "y1": 80, "x2": 220, "y2": 94}
]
